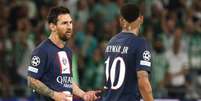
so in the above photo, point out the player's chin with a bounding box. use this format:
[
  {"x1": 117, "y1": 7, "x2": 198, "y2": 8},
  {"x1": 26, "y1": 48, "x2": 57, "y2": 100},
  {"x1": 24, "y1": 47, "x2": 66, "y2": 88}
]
[
  {"x1": 65, "y1": 33, "x2": 72, "y2": 39},
  {"x1": 66, "y1": 35, "x2": 71, "y2": 40}
]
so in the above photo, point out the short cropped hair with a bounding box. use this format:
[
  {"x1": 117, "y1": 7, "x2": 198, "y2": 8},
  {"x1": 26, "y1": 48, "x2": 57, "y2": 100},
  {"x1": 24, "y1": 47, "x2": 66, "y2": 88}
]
[
  {"x1": 47, "y1": 6, "x2": 70, "y2": 24},
  {"x1": 120, "y1": 4, "x2": 140, "y2": 23}
]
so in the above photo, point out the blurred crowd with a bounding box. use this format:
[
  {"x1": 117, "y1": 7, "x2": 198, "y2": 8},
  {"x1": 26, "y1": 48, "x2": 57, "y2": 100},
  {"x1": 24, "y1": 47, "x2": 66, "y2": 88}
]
[{"x1": 0, "y1": 0, "x2": 201, "y2": 100}]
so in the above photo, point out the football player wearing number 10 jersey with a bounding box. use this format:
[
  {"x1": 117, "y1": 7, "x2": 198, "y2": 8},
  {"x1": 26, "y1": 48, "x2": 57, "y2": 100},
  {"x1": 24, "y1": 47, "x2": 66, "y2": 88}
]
[{"x1": 101, "y1": 4, "x2": 154, "y2": 101}]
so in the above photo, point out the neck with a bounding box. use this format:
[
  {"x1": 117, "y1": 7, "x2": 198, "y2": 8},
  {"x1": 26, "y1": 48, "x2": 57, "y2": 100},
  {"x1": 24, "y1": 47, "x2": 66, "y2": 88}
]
[
  {"x1": 49, "y1": 32, "x2": 65, "y2": 48},
  {"x1": 122, "y1": 28, "x2": 139, "y2": 36}
]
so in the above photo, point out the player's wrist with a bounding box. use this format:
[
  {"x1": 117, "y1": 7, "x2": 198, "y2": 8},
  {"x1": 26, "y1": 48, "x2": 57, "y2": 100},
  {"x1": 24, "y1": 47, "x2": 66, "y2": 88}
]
[
  {"x1": 80, "y1": 91, "x2": 86, "y2": 100},
  {"x1": 51, "y1": 91, "x2": 56, "y2": 99}
]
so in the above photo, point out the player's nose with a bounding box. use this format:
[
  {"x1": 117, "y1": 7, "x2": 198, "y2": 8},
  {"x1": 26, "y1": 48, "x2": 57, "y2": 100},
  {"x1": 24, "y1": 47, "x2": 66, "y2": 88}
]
[{"x1": 66, "y1": 24, "x2": 72, "y2": 29}]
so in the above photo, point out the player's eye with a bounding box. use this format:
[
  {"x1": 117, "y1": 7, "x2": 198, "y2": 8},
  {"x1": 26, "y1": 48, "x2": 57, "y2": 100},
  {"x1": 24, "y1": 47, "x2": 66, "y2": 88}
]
[
  {"x1": 62, "y1": 21, "x2": 72, "y2": 25},
  {"x1": 62, "y1": 22, "x2": 67, "y2": 24}
]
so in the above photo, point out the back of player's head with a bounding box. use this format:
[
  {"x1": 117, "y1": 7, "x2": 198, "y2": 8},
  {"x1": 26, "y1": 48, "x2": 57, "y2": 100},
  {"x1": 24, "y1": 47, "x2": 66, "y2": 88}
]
[
  {"x1": 120, "y1": 3, "x2": 140, "y2": 23},
  {"x1": 47, "y1": 6, "x2": 70, "y2": 24}
]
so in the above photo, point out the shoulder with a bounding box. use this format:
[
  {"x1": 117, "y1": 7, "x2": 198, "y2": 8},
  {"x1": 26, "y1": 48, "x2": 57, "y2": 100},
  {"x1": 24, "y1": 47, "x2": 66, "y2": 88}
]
[
  {"x1": 130, "y1": 36, "x2": 148, "y2": 48},
  {"x1": 67, "y1": 47, "x2": 73, "y2": 54},
  {"x1": 32, "y1": 39, "x2": 50, "y2": 54},
  {"x1": 64, "y1": 45, "x2": 73, "y2": 55},
  {"x1": 136, "y1": 37, "x2": 149, "y2": 47},
  {"x1": 134, "y1": 37, "x2": 147, "y2": 44},
  {"x1": 109, "y1": 32, "x2": 130, "y2": 42}
]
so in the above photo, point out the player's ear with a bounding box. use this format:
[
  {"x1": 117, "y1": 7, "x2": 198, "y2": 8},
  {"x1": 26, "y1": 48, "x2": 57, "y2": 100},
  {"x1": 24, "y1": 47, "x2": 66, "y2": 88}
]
[
  {"x1": 119, "y1": 17, "x2": 124, "y2": 26},
  {"x1": 49, "y1": 23, "x2": 56, "y2": 32},
  {"x1": 119, "y1": 16, "x2": 127, "y2": 28},
  {"x1": 138, "y1": 15, "x2": 144, "y2": 24}
]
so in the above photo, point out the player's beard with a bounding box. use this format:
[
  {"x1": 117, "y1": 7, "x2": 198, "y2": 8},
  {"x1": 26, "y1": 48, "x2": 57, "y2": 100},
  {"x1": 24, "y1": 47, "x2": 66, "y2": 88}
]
[
  {"x1": 59, "y1": 34, "x2": 68, "y2": 41},
  {"x1": 58, "y1": 30, "x2": 72, "y2": 41}
]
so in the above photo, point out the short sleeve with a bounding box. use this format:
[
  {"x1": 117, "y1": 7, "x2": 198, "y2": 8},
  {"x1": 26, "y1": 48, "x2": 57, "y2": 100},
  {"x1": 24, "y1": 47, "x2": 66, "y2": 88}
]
[
  {"x1": 27, "y1": 48, "x2": 47, "y2": 79},
  {"x1": 135, "y1": 39, "x2": 152, "y2": 73}
]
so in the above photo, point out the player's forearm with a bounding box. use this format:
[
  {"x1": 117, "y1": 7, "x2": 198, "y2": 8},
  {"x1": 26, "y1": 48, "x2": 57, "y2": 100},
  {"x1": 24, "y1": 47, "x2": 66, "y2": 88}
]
[
  {"x1": 27, "y1": 76, "x2": 54, "y2": 98},
  {"x1": 137, "y1": 71, "x2": 154, "y2": 101},
  {"x1": 138, "y1": 81, "x2": 154, "y2": 101},
  {"x1": 72, "y1": 81, "x2": 85, "y2": 98}
]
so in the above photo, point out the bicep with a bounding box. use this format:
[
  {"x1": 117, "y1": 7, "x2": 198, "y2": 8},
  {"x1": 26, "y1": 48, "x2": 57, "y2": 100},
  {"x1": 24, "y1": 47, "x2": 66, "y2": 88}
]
[
  {"x1": 27, "y1": 75, "x2": 39, "y2": 89},
  {"x1": 27, "y1": 76, "x2": 39, "y2": 87},
  {"x1": 137, "y1": 70, "x2": 149, "y2": 81}
]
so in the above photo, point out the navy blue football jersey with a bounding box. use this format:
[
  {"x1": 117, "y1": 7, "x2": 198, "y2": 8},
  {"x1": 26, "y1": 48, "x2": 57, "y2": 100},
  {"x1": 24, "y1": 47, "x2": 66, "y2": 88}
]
[
  {"x1": 101, "y1": 32, "x2": 151, "y2": 101},
  {"x1": 28, "y1": 39, "x2": 73, "y2": 101}
]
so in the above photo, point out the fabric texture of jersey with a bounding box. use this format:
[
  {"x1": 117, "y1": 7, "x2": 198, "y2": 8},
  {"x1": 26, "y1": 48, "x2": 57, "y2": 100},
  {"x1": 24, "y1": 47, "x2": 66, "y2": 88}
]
[
  {"x1": 101, "y1": 32, "x2": 151, "y2": 101},
  {"x1": 28, "y1": 39, "x2": 73, "y2": 101}
]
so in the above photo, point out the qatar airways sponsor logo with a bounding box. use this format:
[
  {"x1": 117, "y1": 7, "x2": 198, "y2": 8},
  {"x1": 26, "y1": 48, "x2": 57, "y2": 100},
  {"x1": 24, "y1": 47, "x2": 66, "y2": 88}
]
[{"x1": 56, "y1": 76, "x2": 72, "y2": 88}]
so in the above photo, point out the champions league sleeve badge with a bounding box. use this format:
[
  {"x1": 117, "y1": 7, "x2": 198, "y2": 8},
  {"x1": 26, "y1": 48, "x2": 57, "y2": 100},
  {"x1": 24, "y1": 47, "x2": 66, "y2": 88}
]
[
  {"x1": 140, "y1": 50, "x2": 151, "y2": 67},
  {"x1": 28, "y1": 56, "x2": 40, "y2": 73},
  {"x1": 31, "y1": 56, "x2": 40, "y2": 67},
  {"x1": 142, "y1": 50, "x2": 151, "y2": 61}
]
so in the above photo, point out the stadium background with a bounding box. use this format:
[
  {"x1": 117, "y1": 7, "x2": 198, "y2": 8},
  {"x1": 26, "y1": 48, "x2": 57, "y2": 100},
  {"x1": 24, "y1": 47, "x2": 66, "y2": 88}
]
[{"x1": 0, "y1": 0, "x2": 200, "y2": 100}]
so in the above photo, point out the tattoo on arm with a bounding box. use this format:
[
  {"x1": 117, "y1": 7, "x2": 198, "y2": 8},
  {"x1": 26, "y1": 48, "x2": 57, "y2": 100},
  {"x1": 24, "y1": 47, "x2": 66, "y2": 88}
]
[
  {"x1": 27, "y1": 76, "x2": 54, "y2": 98},
  {"x1": 72, "y1": 81, "x2": 85, "y2": 98}
]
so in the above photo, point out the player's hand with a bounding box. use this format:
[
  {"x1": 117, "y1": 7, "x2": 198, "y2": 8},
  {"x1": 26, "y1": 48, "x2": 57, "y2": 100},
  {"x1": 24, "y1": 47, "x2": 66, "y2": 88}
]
[
  {"x1": 52, "y1": 91, "x2": 72, "y2": 101},
  {"x1": 82, "y1": 90, "x2": 101, "y2": 101}
]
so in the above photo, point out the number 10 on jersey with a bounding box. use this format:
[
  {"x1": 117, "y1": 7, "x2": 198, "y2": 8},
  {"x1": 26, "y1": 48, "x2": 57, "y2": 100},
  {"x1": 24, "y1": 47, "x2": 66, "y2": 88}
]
[{"x1": 105, "y1": 57, "x2": 126, "y2": 90}]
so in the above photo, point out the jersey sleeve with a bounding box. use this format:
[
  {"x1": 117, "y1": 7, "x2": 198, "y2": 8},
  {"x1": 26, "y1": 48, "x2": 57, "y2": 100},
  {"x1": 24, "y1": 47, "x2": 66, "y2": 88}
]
[
  {"x1": 27, "y1": 48, "x2": 47, "y2": 79},
  {"x1": 135, "y1": 39, "x2": 152, "y2": 73}
]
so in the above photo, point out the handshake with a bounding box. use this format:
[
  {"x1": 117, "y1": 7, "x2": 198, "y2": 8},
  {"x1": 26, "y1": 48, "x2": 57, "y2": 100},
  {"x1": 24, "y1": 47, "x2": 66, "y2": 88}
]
[{"x1": 52, "y1": 90, "x2": 102, "y2": 101}]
